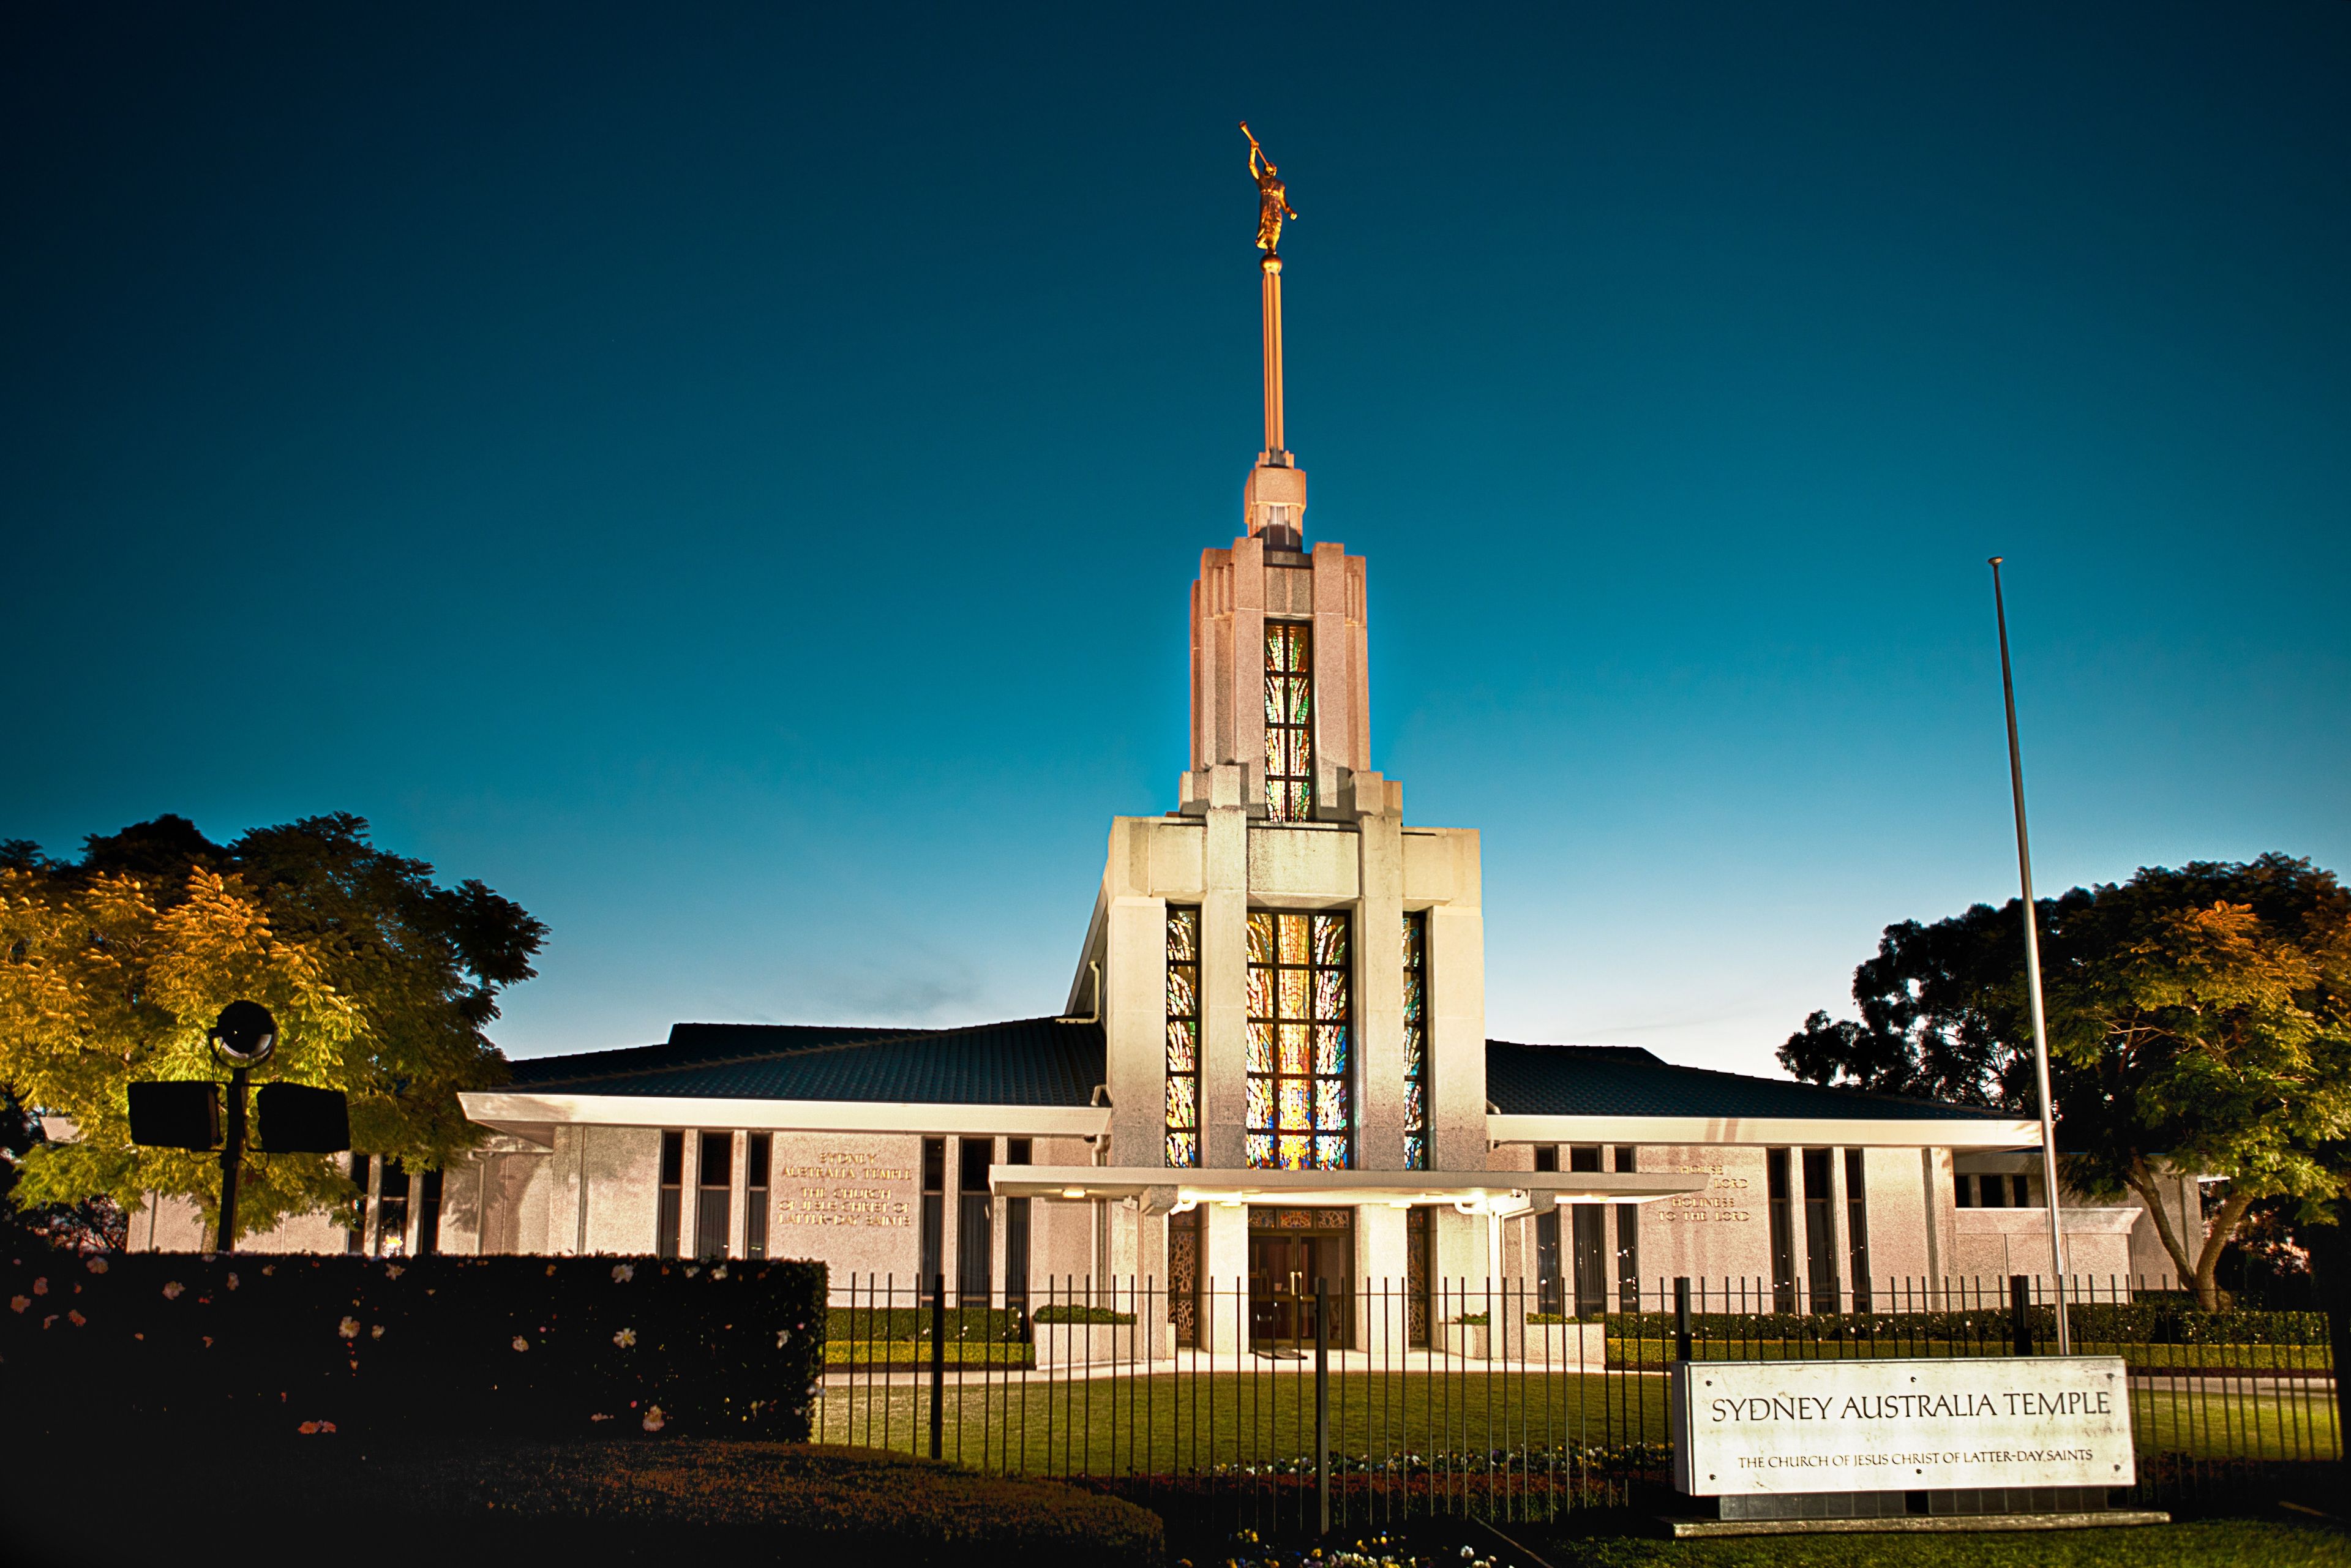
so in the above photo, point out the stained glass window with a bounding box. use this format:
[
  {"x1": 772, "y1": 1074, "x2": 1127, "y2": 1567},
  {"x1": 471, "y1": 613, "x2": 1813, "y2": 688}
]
[
  {"x1": 1264, "y1": 621, "x2": 1313, "y2": 822},
  {"x1": 1403, "y1": 911, "x2": 1429, "y2": 1171},
  {"x1": 1246, "y1": 909, "x2": 1349, "y2": 1169},
  {"x1": 1165, "y1": 906, "x2": 1201, "y2": 1168}
]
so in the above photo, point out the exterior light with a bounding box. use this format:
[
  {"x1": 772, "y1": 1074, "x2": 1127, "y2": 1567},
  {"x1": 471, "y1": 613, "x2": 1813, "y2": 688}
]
[{"x1": 1061, "y1": 1187, "x2": 1088, "y2": 1198}]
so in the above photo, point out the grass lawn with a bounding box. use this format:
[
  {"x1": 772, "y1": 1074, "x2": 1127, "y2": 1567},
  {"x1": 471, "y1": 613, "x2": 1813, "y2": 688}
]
[
  {"x1": 1514, "y1": 1517, "x2": 2350, "y2": 1567},
  {"x1": 819, "y1": 1368, "x2": 2338, "y2": 1473}
]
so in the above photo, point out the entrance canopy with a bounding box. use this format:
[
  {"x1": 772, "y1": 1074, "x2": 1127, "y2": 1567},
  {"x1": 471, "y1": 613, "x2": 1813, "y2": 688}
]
[{"x1": 991, "y1": 1164, "x2": 1708, "y2": 1216}]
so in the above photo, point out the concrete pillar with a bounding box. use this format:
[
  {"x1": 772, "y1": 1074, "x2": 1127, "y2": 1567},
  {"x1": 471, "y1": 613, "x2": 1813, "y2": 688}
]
[
  {"x1": 1204, "y1": 1201, "x2": 1250, "y2": 1353},
  {"x1": 1104, "y1": 878, "x2": 1168, "y2": 1169},
  {"x1": 1428, "y1": 899, "x2": 1488, "y2": 1172},
  {"x1": 1201, "y1": 788, "x2": 1251, "y2": 1169},
  {"x1": 1355, "y1": 804, "x2": 1406, "y2": 1170},
  {"x1": 1231, "y1": 536, "x2": 1268, "y2": 808},
  {"x1": 1359, "y1": 1202, "x2": 1409, "y2": 1358},
  {"x1": 727, "y1": 1130, "x2": 749, "y2": 1261}
]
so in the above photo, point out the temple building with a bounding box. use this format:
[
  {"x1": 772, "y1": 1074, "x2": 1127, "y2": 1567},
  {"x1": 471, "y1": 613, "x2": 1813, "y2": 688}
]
[{"x1": 128, "y1": 167, "x2": 2195, "y2": 1335}]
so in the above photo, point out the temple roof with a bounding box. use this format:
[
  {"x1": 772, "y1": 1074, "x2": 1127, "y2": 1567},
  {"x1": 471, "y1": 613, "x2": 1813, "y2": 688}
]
[
  {"x1": 504, "y1": 1024, "x2": 2008, "y2": 1122},
  {"x1": 506, "y1": 1017, "x2": 1105, "y2": 1106},
  {"x1": 1484, "y1": 1040, "x2": 2018, "y2": 1122}
]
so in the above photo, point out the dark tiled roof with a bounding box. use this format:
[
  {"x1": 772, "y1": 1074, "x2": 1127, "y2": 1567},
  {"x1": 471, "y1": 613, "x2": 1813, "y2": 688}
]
[
  {"x1": 508, "y1": 1023, "x2": 943, "y2": 1087},
  {"x1": 504, "y1": 1018, "x2": 1104, "y2": 1106},
  {"x1": 1484, "y1": 1041, "x2": 2019, "y2": 1122}
]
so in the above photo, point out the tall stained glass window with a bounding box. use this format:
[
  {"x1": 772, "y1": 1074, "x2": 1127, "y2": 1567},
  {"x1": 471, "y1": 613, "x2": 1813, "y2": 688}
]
[
  {"x1": 1403, "y1": 911, "x2": 1430, "y2": 1170},
  {"x1": 1264, "y1": 621, "x2": 1314, "y2": 822},
  {"x1": 1246, "y1": 910, "x2": 1351, "y2": 1169},
  {"x1": 1165, "y1": 906, "x2": 1201, "y2": 1167}
]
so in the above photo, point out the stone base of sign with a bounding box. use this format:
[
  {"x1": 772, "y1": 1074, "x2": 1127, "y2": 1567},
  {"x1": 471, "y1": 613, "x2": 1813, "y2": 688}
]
[{"x1": 1663, "y1": 1510, "x2": 2170, "y2": 1539}]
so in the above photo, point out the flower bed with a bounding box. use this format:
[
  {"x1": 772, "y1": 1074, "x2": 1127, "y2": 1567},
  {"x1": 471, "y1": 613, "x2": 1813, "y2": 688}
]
[{"x1": 0, "y1": 1249, "x2": 824, "y2": 1444}]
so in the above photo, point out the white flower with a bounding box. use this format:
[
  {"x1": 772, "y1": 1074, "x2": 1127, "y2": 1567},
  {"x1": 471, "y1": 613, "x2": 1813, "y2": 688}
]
[
  {"x1": 85, "y1": 1257, "x2": 108, "y2": 1275},
  {"x1": 776, "y1": 1329, "x2": 792, "y2": 1348},
  {"x1": 384, "y1": 1264, "x2": 404, "y2": 1280},
  {"x1": 641, "y1": 1405, "x2": 666, "y2": 1433},
  {"x1": 613, "y1": 1328, "x2": 637, "y2": 1348},
  {"x1": 612, "y1": 1264, "x2": 636, "y2": 1283},
  {"x1": 338, "y1": 1317, "x2": 361, "y2": 1340},
  {"x1": 370, "y1": 1326, "x2": 384, "y2": 1339},
  {"x1": 710, "y1": 1266, "x2": 727, "y2": 1281},
  {"x1": 512, "y1": 1335, "x2": 530, "y2": 1352},
  {"x1": 683, "y1": 1265, "x2": 700, "y2": 1278}
]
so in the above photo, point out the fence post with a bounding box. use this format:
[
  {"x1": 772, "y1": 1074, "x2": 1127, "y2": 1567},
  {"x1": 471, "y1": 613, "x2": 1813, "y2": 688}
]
[
  {"x1": 1674, "y1": 1276, "x2": 1692, "y2": 1363},
  {"x1": 929, "y1": 1273, "x2": 946, "y2": 1460},
  {"x1": 2008, "y1": 1274, "x2": 2033, "y2": 1357},
  {"x1": 1314, "y1": 1275, "x2": 1330, "y2": 1537}
]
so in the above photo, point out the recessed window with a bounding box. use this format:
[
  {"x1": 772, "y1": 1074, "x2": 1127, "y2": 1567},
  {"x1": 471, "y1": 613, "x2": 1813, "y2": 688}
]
[
  {"x1": 746, "y1": 1133, "x2": 772, "y2": 1259},
  {"x1": 1245, "y1": 909, "x2": 1350, "y2": 1169},
  {"x1": 375, "y1": 1160, "x2": 411, "y2": 1256},
  {"x1": 958, "y1": 1137, "x2": 994, "y2": 1301},
  {"x1": 1402, "y1": 911, "x2": 1429, "y2": 1170},
  {"x1": 1264, "y1": 621, "x2": 1314, "y2": 821},
  {"x1": 658, "y1": 1132, "x2": 684, "y2": 1259},
  {"x1": 1165, "y1": 906, "x2": 1201, "y2": 1168},
  {"x1": 696, "y1": 1131, "x2": 732, "y2": 1261}
]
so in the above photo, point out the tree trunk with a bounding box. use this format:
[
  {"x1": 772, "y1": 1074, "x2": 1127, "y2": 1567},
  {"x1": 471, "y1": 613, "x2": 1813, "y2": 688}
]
[
  {"x1": 2194, "y1": 1188, "x2": 2257, "y2": 1313},
  {"x1": 2124, "y1": 1161, "x2": 2199, "y2": 1288}
]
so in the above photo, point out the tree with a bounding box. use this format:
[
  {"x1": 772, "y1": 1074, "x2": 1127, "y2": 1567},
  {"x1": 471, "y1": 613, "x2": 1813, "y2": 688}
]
[
  {"x1": 1782, "y1": 855, "x2": 2351, "y2": 1308},
  {"x1": 0, "y1": 815, "x2": 546, "y2": 1244}
]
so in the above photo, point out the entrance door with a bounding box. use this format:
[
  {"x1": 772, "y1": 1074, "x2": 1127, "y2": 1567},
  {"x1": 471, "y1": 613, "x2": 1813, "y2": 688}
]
[{"x1": 1247, "y1": 1223, "x2": 1353, "y2": 1349}]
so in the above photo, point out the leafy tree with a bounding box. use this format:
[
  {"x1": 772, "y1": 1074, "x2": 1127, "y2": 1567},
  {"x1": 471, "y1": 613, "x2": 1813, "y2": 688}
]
[
  {"x1": 0, "y1": 815, "x2": 544, "y2": 1244},
  {"x1": 1782, "y1": 855, "x2": 2351, "y2": 1307}
]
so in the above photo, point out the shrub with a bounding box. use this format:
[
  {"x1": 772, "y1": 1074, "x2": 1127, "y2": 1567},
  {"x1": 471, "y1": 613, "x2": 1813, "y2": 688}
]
[
  {"x1": 1032, "y1": 1304, "x2": 1135, "y2": 1325},
  {"x1": 0, "y1": 1248, "x2": 825, "y2": 1444},
  {"x1": 827, "y1": 1304, "x2": 1025, "y2": 1342},
  {"x1": 1601, "y1": 1302, "x2": 2329, "y2": 1348}
]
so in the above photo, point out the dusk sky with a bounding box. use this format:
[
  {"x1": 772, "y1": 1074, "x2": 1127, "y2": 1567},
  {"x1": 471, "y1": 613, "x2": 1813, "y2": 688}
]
[{"x1": 7, "y1": 3, "x2": 2346, "y2": 1076}]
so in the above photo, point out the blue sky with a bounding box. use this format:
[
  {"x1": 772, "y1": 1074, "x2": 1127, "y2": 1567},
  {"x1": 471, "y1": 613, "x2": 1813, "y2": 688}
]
[{"x1": 6, "y1": 3, "x2": 2346, "y2": 1074}]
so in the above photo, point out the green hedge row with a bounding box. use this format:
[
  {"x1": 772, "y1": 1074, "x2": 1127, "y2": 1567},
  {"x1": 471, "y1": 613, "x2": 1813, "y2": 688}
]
[
  {"x1": 827, "y1": 1305, "x2": 1027, "y2": 1342},
  {"x1": 0, "y1": 1249, "x2": 826, "y2": 1442},
  {"x1": 1603, "y1": 1302, "x2": 2331, "y2": 1346}
]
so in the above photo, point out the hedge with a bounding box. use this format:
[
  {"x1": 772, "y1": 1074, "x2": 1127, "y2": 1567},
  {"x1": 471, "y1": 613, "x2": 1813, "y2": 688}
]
[
  {"x1": 1032, "y1": 1303, "x2": 1136, "y2": 1324},
  {"x1": 828, "y1": 1304, "x2": 1026, "y2": 1342},
  {"x1": 0, "y1": 1248, "x2": 826, "y2": 1443},
  {"x1": 1603, "y1": 1302, "x2": 2330, "y2": 1347},
  {"x1": 0, "y1": 1439, "x2": 1166, "y2": 1568}
]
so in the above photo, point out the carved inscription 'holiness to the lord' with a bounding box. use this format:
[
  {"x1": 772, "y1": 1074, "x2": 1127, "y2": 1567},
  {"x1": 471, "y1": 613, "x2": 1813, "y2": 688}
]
[{"x1": 776, "y1": 1149, "x2": 913, "y2": 1229}]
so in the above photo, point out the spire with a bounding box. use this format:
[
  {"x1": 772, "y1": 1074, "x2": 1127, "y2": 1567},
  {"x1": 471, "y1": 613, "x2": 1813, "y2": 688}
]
[{"x1": 1242, "y1": 123, "x2": 1305, "y2": 550}]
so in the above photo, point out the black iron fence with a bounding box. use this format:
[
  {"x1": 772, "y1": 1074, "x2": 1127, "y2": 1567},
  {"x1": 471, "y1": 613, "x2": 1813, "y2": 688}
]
[{"x1": 816, "y1": 1272, "x2": 2342, "y2": 1536}]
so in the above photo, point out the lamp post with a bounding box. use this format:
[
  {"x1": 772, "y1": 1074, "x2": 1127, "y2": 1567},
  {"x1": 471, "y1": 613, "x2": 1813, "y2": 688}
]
[
  {"x1": 1989, "y1": 558, "x2": 2071, "y2": 1354},
  {"x1": 207, "y1": 1000, "x2": 277, "y2": 1253}
]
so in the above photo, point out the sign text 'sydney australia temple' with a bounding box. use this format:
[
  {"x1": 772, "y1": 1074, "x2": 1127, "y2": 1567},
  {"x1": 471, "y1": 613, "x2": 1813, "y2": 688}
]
[{"x1": 133, "y1": 140, "x2": 2194, "y2": 1332}]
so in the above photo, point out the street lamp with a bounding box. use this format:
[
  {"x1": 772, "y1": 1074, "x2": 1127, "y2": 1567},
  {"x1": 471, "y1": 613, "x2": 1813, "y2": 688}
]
[{"x1": 207, "y1": 1001, "x2": 277, "y2": 1253}]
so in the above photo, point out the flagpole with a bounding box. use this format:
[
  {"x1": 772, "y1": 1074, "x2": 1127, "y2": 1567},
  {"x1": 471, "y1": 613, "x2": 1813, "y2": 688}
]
[{"x1": 1990, "y1": 556, "x2": 2071, "y2": 1353}]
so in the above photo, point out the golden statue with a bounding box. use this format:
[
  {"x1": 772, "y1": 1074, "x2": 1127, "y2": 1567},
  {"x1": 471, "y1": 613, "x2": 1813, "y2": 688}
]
[{"x1": 1241, "y1": 122, "x2": 1295, "y2": 254}]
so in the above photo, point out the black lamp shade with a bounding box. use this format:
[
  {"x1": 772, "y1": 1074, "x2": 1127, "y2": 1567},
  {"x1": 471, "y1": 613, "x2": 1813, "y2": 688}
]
[
  {"x1": 127, "y1": 1081, "x2": 222, "y2": 1150},
  {"x1": 255, "y1": 1083, "x2": 351, "y2": 1153}
]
